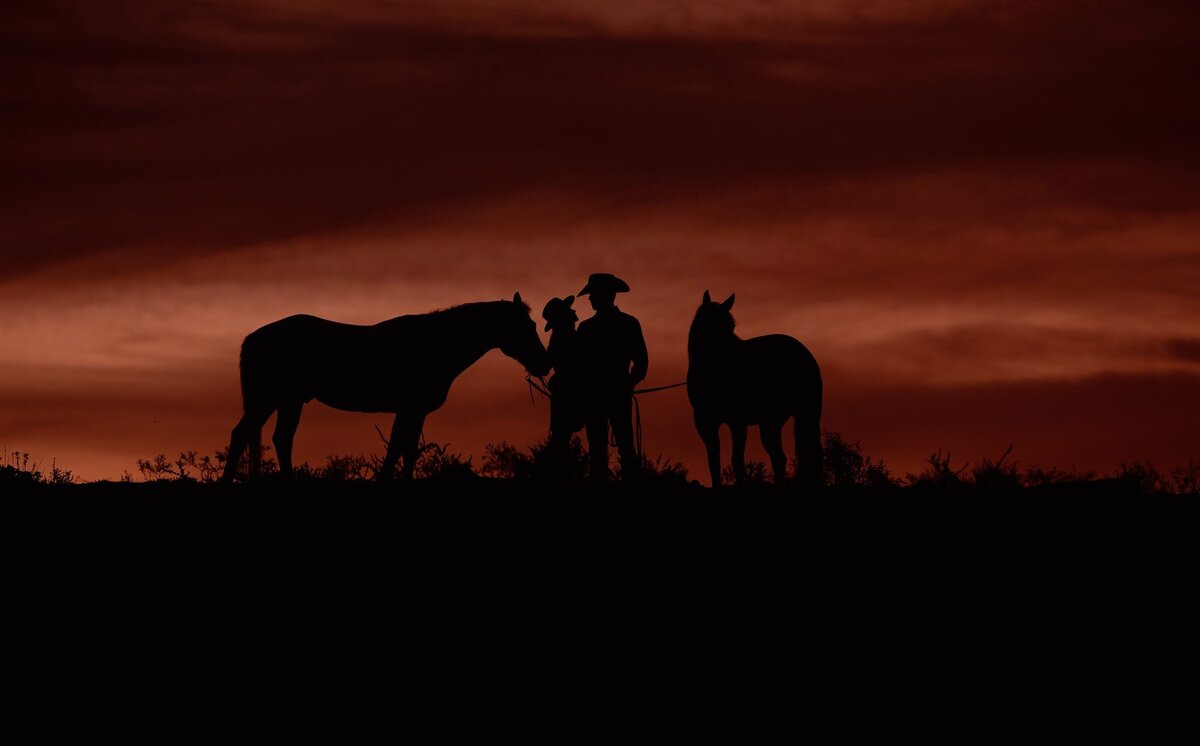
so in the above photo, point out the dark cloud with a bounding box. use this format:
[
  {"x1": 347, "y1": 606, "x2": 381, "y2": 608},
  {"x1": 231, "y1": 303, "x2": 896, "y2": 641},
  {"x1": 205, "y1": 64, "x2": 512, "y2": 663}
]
[
  {"x1": 3, "y1": 0, "x2": 1199, "y2": 275},
  {"x1": 1167, "y1": 338, "x2": 1200, "y2": 364}
]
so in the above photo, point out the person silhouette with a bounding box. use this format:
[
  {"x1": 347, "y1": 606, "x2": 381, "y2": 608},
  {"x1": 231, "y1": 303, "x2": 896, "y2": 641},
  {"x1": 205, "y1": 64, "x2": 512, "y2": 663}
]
[
  {"x1": 575, "y1": 273, "x2": 649, "y2": 482},
  {"x1": 541, "y1": 295, "x2": 585, "y2": 473}
]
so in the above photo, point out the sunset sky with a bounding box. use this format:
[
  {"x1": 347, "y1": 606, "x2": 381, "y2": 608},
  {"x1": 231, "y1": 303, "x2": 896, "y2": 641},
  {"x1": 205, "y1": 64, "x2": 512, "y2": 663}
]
[{"x1": 2, "y1": 0, "x2": 1198, "y2": 482}]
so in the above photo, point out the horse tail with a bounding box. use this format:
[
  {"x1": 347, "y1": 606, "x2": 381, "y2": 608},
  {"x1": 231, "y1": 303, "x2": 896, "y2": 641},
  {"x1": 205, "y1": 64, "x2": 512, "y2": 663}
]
[
  {"x1": 794, "y1": 374, "x2": 823, "y2": 490},
  {"x1": 239, "y1": 336, "x2": 258, "y2": 410},
  {"x1": 238, "y1": 333, "x2": 271, "y2": 472}
]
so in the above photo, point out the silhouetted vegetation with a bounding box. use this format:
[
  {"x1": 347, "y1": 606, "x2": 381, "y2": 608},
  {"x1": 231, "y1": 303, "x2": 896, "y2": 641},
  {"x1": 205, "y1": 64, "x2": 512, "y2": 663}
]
[
  {"x1": 7, "y1": 435, "x2": 1197, "y2": 494},
  {"x1": 1, "y1": 450, "x2": 75, "y2": 485},
  {"x1": 483, "y1": 435, "x2": 688, "y2": 484},
  {"x1": 1022, "y1": 465, "x2": 1098, "y2": 487},
  {"x1": 820, "y1": 430, "x2": 898, "y2": 489}
]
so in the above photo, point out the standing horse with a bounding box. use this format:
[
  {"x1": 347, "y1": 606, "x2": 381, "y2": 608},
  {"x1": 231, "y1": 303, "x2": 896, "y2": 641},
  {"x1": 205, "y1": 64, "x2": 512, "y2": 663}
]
[
  {"x1": 222, "y1": 294, "x2": 550, "y2": 481},
  {"x1": 687, "y1": 291, "x2": 823, "y2": 488}
]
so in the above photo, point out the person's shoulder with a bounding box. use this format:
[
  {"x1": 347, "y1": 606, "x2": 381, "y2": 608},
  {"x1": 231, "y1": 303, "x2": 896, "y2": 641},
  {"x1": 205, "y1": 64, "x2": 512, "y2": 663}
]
[{"x1": 617, "y1": 310, "x2": 643, "y2": 329}]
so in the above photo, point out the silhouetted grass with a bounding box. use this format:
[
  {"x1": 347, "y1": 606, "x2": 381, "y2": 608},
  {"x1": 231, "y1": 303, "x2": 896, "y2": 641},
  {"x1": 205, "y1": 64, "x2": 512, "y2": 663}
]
[
  {"x1": 1, "y1": 449, "x2": 74, "y2": 485},
  {"x1": 5, "y1": 432, "x2": 1197, "y2": 494}
]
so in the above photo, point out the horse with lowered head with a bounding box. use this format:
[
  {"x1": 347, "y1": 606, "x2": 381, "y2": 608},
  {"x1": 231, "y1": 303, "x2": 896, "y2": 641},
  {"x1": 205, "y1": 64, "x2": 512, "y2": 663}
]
[
  {"x1": 687, "y1": 291, "x2": 823, "y2": 489},
  {"x1": 222, "y1": 294, "x2": 550, "y2": 481}
]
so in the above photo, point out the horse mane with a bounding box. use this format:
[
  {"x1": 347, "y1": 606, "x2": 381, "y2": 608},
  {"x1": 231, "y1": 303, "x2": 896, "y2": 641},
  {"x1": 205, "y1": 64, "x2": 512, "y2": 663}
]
[
  {"x1": 435, "y1": 299, "x2": 530, "y2": 315},
  {"x1": 372, "y1": 300, "x2": 528, "y2": 334}
]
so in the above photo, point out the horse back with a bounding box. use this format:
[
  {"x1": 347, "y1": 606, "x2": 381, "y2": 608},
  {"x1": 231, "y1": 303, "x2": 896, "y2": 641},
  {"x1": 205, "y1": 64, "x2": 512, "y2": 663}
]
[
  {"x1": 240, "y1": 314, "x2": 439, "y2": 412},
  {"x1": 688, "y1": 333, "x2": 821, "y2": 425}
]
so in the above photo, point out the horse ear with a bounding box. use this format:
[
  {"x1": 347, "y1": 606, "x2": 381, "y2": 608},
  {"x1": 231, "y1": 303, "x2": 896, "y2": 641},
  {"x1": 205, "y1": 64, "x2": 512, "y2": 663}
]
[
  {"x1": 721, "y1": 293, "x2": 735, "y2": 310},
  {"x1": 703, "y1": 290, "x2": 712, "y2": 304},
  {"x1": 513, "y1": 292, "x2": 522, "y2": 305}
]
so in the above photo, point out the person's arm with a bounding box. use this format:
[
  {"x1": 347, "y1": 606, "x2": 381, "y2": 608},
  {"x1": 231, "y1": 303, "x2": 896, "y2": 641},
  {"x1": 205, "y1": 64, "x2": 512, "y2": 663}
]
[{"x1": 629, "y1": 318, "x2": 649, "y2": 387}]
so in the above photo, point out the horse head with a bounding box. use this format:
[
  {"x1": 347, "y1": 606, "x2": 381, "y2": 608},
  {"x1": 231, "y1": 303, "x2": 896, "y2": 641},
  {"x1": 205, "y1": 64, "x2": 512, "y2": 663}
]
[
  {"x1": 499, "y1": 292, "x2": 551, "y2": 376},
  {"x1": 689, "y1": 290, "x2": 737, "y2": 355}
]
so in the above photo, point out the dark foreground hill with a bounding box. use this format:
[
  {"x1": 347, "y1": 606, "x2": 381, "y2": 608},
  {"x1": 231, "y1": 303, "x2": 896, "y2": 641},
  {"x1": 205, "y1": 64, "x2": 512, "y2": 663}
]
[{"x1": 8, "y1": 477, "x2": 1198, "y2": 737}]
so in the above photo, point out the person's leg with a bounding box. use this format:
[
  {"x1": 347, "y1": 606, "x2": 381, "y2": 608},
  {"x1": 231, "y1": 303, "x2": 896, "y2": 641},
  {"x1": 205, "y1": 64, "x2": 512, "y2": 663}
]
[
  {"x1": 610, "y1": 395, "x2": 640, "y2": 480},
  {"x1": 545, "y1": 398, "x2": 572, "y2": 478},
  {"x1": 585, "y1": 409, "x2": 609, "y2": 483}
]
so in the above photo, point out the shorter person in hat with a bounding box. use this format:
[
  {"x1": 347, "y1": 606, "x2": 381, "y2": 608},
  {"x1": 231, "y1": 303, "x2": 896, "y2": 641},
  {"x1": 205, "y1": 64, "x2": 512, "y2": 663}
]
[
  {"x1": 541, "y1": 295, "x2": 586, "y2": 471},
  {"x1": 576, "y1": 273, "x2": 649, "y2": 482}
]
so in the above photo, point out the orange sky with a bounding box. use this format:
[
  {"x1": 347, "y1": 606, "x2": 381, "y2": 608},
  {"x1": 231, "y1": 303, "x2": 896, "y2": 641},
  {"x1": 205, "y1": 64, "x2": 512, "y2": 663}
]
[{"x1": 2, "y1": 1, "x2": 1198, "y2": 482}]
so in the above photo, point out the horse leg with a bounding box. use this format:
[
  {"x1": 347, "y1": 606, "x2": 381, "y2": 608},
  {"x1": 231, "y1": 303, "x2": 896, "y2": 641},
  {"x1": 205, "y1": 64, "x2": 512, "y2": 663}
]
[
  {"x1": 399, "y1": 413, "x2": 427, "y2": 480},
  {"x1": 761, "y1": 421, "x2": 788, "y2": 485},
  {"x1": 223, "y1": 416, "x2": 250, "y2": 482},
  {"x1": 222, "y1": 404, "x2": 274, "y2": 482},
  {"x1": 610, "y1": 395, "x2": 639, "y2": 480},
  {"x1": 695, "y1": 416, "x2": 722, "y2": 488},
  {"x1": 794, "y1": 413, "x2": 823, "y2": 490},
  {"x1": 380, "y1": 412, "x2": 425, "y2": 480},
  {"x1": 379, "y1": 414, "x2": 405, "y2": 479},
  {"x1": 730, "y1": 423, "x2": 748, "y2": 486},
  {"x1": 272, "y1": 400, "x2": 304, "y2": 476}
]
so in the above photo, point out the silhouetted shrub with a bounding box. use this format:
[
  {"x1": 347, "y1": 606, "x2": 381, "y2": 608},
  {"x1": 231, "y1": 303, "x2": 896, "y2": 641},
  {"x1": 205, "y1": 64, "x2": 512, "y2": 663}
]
[
  {"x1": 136, "y1": 454, "x2": 175, "y2": 481},
  {"x1": 1, "y1": 451, "x2": 40, "y2": 483},
  {"x1": 1, "y1": 450, "x2": 74, "y2": 485},
  {"x1": 821, "y1": 430, "x2": 897, "y2": 489},
  {"x1": 1023, "y1": 465, "x2": 1097, "y2": 487},
  {"x1": 1169, "y1": 459, "x2": 1200, "y2": 495},
  {"x1": 44, "y1": 459, "x2": 75, "y2": 485},
  {"x1": 1116, "y1": 461, "x2": 1169, "y2": 494},
  {"x1": 483, "y1": 437, "x2": 589, "y2": 480},
  {"x1": 482, "y1": 437, "x2": 685, "y2": 483},
  {"x1": 721, "y1": 461, "x2": 769, "y2": 486},
  {"x1": 137, "y1": 447, "x2": 277, "y2": 482},
  {"x1": 114, "y1": 439, "x2": 1200, "y2": 493},
  {"x1": 970, "y1": 445, "x2": 1022, "y2": 491},
  {"x1": 304, "y1": 454, "x2": 377, "y2": 481},
  {"x1": 177, "y1": 451, "x2": 221, "y2": 482},
  {"x1": 906, "y1": 450, "x2": 969, "y2": 489},
  {"x1": 482, "y1": 441, "x2": 535, "y2": 479},
  {"x1": 413, "y1": 441, "x2": 476, "y2": 480},
  {"x1": 638, "y1": 453, "x2": 689, "y2": 484}
]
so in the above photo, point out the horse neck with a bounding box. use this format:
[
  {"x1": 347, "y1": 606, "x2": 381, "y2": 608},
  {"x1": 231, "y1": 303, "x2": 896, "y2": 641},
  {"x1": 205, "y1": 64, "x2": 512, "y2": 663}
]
[
  {"x1": 442, "y1": 303, "x2": 507, "y2": 371},
  {"x1": 386, "y1": 303, "x2": 505, "y2": 374},
  {"x1": 688, "y1": 327, "x2": 739, "y2": 362}
]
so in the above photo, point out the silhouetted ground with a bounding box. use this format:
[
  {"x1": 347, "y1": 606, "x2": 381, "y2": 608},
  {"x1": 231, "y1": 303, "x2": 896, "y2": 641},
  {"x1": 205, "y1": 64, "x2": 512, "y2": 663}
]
[{"x1": 8, "y1": 477, "x2": 1198, "y2": 737}]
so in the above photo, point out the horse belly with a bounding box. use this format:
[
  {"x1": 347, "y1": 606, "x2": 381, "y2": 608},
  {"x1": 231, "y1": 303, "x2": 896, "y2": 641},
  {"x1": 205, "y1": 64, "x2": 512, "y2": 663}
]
[
  {"x1": 689, "y1": 375, "x2": 798, "y2": 426},
  {"x1": 314, "y1": 376, "x2": 446, "y2": 415},
  {"x1": 309, "y1": 365, "x2": 398, "y2": 413}
]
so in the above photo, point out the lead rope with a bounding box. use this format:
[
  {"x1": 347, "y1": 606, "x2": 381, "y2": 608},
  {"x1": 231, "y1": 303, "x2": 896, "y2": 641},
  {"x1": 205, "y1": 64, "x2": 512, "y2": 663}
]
[
  {"x1": 526, "y1": 374, "x2": 685, "y2": 462},
  {"x1": 526, "y1": 374, "x2": 552, "y2": 404},
  {"x1": 629, "y1": 382, "x2": 684, "y2": 461}
]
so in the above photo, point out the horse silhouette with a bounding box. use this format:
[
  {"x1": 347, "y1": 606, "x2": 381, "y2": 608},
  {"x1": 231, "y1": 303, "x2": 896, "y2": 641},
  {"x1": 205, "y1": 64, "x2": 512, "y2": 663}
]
[
  {"x1": 221, "y1": 294, "x2": 550, "y2": 481},
  {"x1": 687, "y1": 291, "x2": 823, "y2": 488}
]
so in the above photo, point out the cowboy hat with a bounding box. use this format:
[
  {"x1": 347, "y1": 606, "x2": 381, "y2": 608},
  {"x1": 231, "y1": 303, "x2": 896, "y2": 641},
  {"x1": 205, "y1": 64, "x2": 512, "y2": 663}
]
[
  {"x1": 578, "y1": 272, "x2": 630, "y2": 296},
  {"x1": 541, "y1": 295, "x2": 576, "y2": 332}
]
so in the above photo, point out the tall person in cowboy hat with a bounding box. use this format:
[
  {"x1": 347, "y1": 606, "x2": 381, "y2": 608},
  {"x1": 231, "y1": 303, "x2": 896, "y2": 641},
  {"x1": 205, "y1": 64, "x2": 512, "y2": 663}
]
[
  {"x1": 541, "y1": 295, "x2": 586, "y2": 475},
  {"x1": 576, "y1": 272, "x2": 649, "y2": 482}
]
